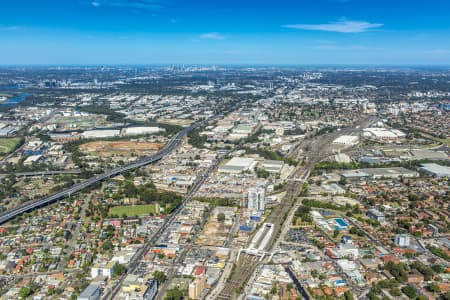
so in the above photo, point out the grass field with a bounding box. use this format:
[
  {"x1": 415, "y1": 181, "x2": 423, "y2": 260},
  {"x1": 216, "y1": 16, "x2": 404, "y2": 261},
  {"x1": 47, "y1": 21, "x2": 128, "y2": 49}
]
[
  {"x1": 418, "y1": 132, "x2": 450, "y2": 147},
  {"x1": 0, "y1": 137, "x2": 21, "y2": 155},
  {"x1": 109, "y1": 204, "x2": 156, "y2": 217},
  {"x1": 440, "y1": 138, "x2": 450, "y2": 146}
]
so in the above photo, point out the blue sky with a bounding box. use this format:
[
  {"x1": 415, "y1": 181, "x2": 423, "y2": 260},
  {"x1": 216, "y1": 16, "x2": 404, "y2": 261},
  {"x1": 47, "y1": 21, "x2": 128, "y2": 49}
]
[{"x1": 1, "y1": 0, "x2": 450, "y2": 65}]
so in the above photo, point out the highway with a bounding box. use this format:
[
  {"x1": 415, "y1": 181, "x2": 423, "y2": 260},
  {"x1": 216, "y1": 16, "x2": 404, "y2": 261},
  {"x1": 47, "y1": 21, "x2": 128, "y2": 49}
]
[
  {"x1": 0, "y1": 120, "x2": 208, "y2": 225},
  {"x1": 0, "y1": 170, "x2": 82, "y2": 179}
]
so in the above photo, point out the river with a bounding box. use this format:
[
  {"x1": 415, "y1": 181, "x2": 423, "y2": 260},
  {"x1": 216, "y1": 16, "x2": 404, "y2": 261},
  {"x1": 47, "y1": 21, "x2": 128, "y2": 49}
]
[{"x1": 0, "y1": 93, "x2": 32, "y2": 107}]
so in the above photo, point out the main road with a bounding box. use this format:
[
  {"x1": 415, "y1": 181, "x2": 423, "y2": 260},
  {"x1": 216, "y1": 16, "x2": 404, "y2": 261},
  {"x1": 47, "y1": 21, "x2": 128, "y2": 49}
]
[
  {"x1": 0, "y1": 119, "x2": 211, "y2": 225},
  {"x1": 102, "y1": 151, "x2": 223, "y2": 300}
]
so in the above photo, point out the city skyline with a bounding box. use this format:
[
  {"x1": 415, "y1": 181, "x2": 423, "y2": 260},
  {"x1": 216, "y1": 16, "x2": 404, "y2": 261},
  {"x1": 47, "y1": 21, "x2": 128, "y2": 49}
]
[{"x1": 1, "y1": 0, "x2": 450, "y2": 65}]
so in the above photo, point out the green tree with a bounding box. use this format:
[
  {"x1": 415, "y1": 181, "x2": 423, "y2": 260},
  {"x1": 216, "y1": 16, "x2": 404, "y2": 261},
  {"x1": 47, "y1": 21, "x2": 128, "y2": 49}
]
[
  {"x1": 113, "y1": 264, "x2": 126, "y2": 277},
  {"x1": 344, "y1": 291, "x2": 354, "y2": 300},
  {"x1": 410, "y1": 261, "x2": 435, "y2": 281},
  {"x1": 164, "y1": 288, "x2": 183, "y2": 300},
  {"x1": 385, "y1": 262, "x2": 408, "y2": 283},
  {"x1": 153, "y1": 270, "x2": 167, "y2": 284},
  {"x1": 270, "y1": 285, "x2": 277, "y2": 294},
  {"x1": 102, "y1": 240, "x2": 114, "y2": 251},
  {"x1": 217, "y1": 212, "x2": 226, "y2": 223},
  {"x1": 391, "y1": 287, "x2": 401, "y2": 296},
  {"x1": 427, "y1": 245, "x2": 450, "y2": 260},
  {"x1": 19, "y1": 287, "x2": 32, "y2": 299},
  {"x1": 333, "y1": 229, "x2": 340, "y2": 238},
  {"x1": 426, "y1": 283, "x2": 440, "y2": 293},
  {"x1": 401, "y1": 285, "x2": 417, "y2": 299},
  {"x1": 368, "y1": 291, "x2": 381, "y2": 300}
]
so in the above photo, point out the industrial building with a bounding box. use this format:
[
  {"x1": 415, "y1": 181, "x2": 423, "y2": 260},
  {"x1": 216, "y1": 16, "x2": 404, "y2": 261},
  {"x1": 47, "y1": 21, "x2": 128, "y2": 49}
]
[
  {"x1": 79, "y1": 283, "x2": 101, "y2": 300},
  {"x1": 411, "y1": 150, "x2": 448, "y2": 161},
  {"x1": 334, "y1": 153, "x2": 352, "y2": 163},
  {"x1": 218, "y1": 157, "x2": 257, "y2": 174},
  {"x1": 23, "y1": 154, "x2": 42, "y2": 165},
  {"x1": 342, "y1": 167, "x2": 418, "y2": 180},
  {"x1": 332, "y1": 135, "x2": 359, "y2": 146},
  {"x1": 232, "y1": 123, "x2": 255, "y2": 135},
  {"x1": 82, "y1": 129, "x2": 121, "y2": 139},
  {"x1": 321, "y1": 183, "x2": 345, "y2": 195},
  {"x1": 420, "y1": 163, "x2": 450, "y2": 178},
  {"x1": 121, "y1": 126, "x2": 163, "y2": 136},
  {"x1": 363, "y1": 127, "x2": 406, "y2": 141},
  {"x1": 0, "y1": 127, "x2": 17, "y2": 137},
  {"x1": 260, "y1": 160, "x2": 284, "y2": 173}
]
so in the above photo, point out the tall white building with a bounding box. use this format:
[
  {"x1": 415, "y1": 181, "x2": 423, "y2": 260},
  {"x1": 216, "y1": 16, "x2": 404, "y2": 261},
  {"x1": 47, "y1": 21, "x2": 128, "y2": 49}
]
[
  {"x1": 394, "y1": 234, "x2": 410, "y2": 247},
  {"x1": 248, "y1": 187, "x2": 265, "y2": 212}
]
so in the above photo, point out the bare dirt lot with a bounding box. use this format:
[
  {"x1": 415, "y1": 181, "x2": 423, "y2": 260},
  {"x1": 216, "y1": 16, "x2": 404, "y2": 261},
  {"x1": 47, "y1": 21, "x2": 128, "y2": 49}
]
[{"x1": 80, "y1": 141, "x2": 163, "y2": 157}]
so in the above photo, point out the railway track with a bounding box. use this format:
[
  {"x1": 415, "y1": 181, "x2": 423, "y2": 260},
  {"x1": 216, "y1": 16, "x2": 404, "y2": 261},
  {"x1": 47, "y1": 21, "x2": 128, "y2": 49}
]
[
  {"x1": 216, "y1": 168, "x2": 307, "y2": 300},
  {"x1": 215, "y1": 116, "x2": 375, "y2": 299}
]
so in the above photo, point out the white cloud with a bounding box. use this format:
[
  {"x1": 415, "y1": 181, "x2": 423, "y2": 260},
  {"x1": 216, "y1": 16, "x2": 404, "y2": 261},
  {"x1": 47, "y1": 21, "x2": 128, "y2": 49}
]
[
  {"x1": 424, "y1": 49, "x2": 450, "y2": 55},
  {"x1": 200, "y1": 32, "x2": 225, "y2": 40},
  {"x1": 315, "y1": 44, "x2": 371, "y2": 50},
  {"x1": 89, "y1": 0, "x2": 163, "y2": 10},
  {"x1": 284, "y1": 20, "x2": 383, "y2": 33},
  {"x1": 0, "y1": 25, "x2": 21, "y2": 31}
]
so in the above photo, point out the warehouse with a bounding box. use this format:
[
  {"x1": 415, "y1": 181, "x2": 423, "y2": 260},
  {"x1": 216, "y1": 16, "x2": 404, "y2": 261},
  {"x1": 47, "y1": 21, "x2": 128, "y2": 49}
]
[
  {"x1": 259, "y1": 160, "x2": 284, "y2": 173},
  {"x1": 121, "y1": 126, "x2": 163, "y2": 136},
  {"x1": 82, "y1": 129, "x2": 121, "y2": 139},
  {"x1": 334, "y1": 153, "x2": 352, "y2": 163},
  {"x1": 363, "y1": 128, "x2": 406, "y2": 141},
  {"x1": 321, "y1": 183, "x2": 345, "y2": 195},
  {"x1": 232, "y1": 124, "x2": 255, "y2": 135},
  {"x1": 341, "y1": 167, "x2": 418, "y2": 180},
  {"x1": 24, "y1": 154, "x2": 43, "y2": 165},
  {"x1": 0, "y1": 127, "x2": 17, "y2": 137},
  {"x1": 341, "y1": 170, "x2": 370, "y2": 180},
  {"x1": 420, "y1": 163, "x2": 450, "y2": 178},
  {"x1": 218, "y1": 157, "x2": 257, "y2": 174},
  {"x1": 411, "y1": 150, "x2": 448, "y2": 161},
  {"x1": 359, "y1": 167, "x2": 418, "y2": 179},
  {"x1": 332, "y1": 135, "x2": 359, "y2": 146}
]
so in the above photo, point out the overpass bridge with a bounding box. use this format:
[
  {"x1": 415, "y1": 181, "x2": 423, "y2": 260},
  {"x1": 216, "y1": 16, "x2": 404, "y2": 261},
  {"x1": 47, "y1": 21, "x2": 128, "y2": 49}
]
[{"x1": 0, "y1": 119, "x2": 209, "y2": 225}]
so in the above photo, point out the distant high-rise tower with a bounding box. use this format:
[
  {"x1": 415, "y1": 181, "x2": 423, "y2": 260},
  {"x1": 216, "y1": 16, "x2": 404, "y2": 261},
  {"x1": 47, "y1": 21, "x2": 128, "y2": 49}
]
[{"x1": 248, "y1": 187, "x2": 265, "y2": 212}]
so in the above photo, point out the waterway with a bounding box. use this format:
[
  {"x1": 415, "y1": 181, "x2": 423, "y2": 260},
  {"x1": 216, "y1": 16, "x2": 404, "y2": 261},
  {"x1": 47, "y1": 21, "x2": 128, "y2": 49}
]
[{"x1": 0, "y1": 93, "x2": 31, "y2": 107}]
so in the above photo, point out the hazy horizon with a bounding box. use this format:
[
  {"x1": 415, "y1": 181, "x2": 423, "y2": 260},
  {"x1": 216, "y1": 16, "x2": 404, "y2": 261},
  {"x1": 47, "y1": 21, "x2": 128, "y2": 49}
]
[{"x1": 1, "y1": 0, "x2": 450, "y2": 65}]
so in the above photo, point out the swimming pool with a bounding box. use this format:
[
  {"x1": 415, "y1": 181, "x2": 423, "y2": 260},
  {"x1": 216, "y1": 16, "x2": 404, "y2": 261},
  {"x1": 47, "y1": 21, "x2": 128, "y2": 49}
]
[{"x1": 335, "y1": 218, "x2": 349, "y2": 227}]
